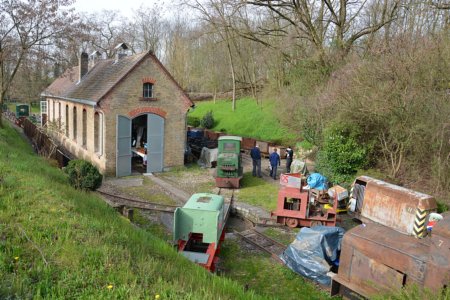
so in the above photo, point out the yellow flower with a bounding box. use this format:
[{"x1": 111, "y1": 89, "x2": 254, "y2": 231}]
[
  {"x1": 155, "y1": 295, "x2": 160, "y2": 299},
  {"x1": 14, "y1": 256, "x2": 19, "y2": 261},
  {"x1": 107, "y1": 285, "x2": 113, "y2": 290}
]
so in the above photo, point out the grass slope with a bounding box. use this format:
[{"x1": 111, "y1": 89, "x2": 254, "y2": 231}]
[
  {"x1": 0, "y1": 124, "x2": 260, "y2": 299},
  {"x1": 189, "y1": 98, "x2": 297, "y2": 145}
]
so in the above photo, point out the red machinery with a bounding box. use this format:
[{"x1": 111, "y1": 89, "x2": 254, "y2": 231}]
[{"x1": 271, "y1": 177, "x2": 338, "y2": 228}]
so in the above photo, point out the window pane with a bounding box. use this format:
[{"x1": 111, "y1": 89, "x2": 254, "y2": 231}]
[{"x1": 143, "y1": 83, "x2": 153, "y2": 98}]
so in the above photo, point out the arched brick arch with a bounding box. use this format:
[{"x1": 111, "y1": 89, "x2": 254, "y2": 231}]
[{"x1": 128, "y1": 107, "x2": 167, "y2": 118}]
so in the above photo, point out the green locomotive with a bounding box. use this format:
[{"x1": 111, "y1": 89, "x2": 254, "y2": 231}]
[
  {"x1": 215, "y1": 136, "x2": 243, "y2": 188},
  {"x1": 174, "y1": 193, "x2": 230, "y2": 272}
]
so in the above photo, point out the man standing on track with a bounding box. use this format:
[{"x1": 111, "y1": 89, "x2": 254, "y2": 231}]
[
  {"x1": 269, "y1": 148, "x2": 281, "y2": 180},
  {"x1": 250, "y1": 144, "x2": 262, "y2": 178}
]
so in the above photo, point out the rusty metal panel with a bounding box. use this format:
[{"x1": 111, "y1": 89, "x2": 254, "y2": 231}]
[
  {"x1": 256, "y1": 140, "x2": 269, "y2": 153},
  {"x1": 333, "y1": 213, "x2": 450, "y2": 298},
  {"x1": 241, "y1": 137, "x2": 256, "y2": 150},
  {"x1": 359, "y1": 176, "x2": 437, "y2": 235},
  {"x1": 432, "y1": 211, "x2": 450, "y2": 238},
  {"x1": 350, "y1": 249, "x2": 405, "y2": 294}
]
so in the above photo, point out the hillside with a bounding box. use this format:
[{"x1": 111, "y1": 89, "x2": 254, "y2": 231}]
[
  {"x1": 0, "y1": 124, "x2": 259, "y2": 299},
  {"x1": 188, "y1": 98, "x2": 297, "y2": 145}
]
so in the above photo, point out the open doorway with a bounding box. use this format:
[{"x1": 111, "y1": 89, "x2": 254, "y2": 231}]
[
  {"x1": 116, "y1": 113, "x2": 164, "y2": 177},
  {"x1": 131, "y1": 114, "x2": 147, "y2": 174}
]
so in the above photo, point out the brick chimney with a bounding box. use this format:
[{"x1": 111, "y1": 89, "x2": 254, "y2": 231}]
[{"x1": 79, "y1": 52, "x2": 88, "y2": 82}]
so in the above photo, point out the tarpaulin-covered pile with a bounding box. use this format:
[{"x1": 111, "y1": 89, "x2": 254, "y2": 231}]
[
  {"x1": 307, "y1": 173, "x2": 328, "y2": 190},
  {"x1": 197, "y1": 147, "x2": 218, "y2": 168},
  {"x1": 280, "y1": 226, "x2": 345, "y2": 285}
]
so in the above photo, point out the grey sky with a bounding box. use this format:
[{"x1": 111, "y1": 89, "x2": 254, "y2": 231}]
[{"x1": 71, "y1": 0, "x2": 173, "y2": 18}]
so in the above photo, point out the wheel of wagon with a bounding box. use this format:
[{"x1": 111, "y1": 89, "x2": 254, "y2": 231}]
[
  {"x1": 286, "y1": 218, "x2": 299, "y2": 228},
  {"x1": 310, "y1": 220, "x2": 323, "y2": 227}
]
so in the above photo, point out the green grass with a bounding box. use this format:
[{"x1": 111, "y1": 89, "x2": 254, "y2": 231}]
[
  {"x1": 219, "y1": 240, "x2": 332, "y2": 300},
  {"x1": 118, "y1": 177, "x2": 177, "y2": 205},
  {"x1": 189, "y1": 98, "x2": 297, "y2": 145},
  {"x1": 261, "y1": 228, "x2": 298, "y2": 246},
  {"x1": 132, "y1": 210, "x2": 173, "y2": 243},
  {"x1": 239, "y1": 173, "x2": 279, "y2": 211},
  {"x1": 0, "y1": 123, "x2": 262, "y2": 299}
]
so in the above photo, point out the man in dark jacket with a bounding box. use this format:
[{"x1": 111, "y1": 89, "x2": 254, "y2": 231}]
[
  {"x1": 269, "y1": 148, "x2": 281, "y2": 180},
  {"x1": 250, "y1": 144, "x2": 262, "y2": 177},
  {"x1": 286, "y1": 146, "x2": 294, "y2": 173}
]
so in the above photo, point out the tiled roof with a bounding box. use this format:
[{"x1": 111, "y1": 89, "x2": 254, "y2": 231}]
[{"x1": 43, "y1": 52, "x2": 147, "y2": 102}]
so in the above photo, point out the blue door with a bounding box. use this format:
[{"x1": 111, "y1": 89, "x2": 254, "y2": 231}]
[
  {"x1": 147, "y1": 114, "x2": 164, "y2": 173},
  {"x1": 116, "y1": 115, "x2": 132, "y2": 177}
]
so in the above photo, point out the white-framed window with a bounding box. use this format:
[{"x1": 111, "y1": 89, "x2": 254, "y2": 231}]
[{"x1": 143, "y1": 82, "x2": 153, "y2": 98}]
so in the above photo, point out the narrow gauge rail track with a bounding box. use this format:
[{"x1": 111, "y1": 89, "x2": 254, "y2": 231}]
[
  {"x1": 234, "y1": 228, "x2": 286, "y2": 263},
  {"x1": 98, "y1": 185, "x2": 287, "y2": 263},
  {"x1": 97, "y1": 189, "x2": 179, "y2": 213},
  {"x1": 97, "y1": 187, "x2": 235, "y2": 214}
]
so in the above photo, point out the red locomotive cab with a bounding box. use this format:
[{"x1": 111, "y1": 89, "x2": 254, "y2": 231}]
[{"x1": 271, "y1": 178, "x2": 338, "y2": 228}]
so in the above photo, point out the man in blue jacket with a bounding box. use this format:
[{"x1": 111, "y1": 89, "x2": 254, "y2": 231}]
[
  {"x1": 250, "y1": 144, "x2": 262, "y2": 177},
  {"x1": 269, "y1": 148, "x2": 281, "y2": 180}
]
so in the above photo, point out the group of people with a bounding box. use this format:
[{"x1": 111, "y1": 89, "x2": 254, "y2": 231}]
[{"x1": 250, "y1": 145, "x2": 294, "y2": 180}]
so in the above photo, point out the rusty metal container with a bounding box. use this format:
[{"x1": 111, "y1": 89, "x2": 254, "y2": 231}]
[
  {"x1": 204, "y1": 129, "x2": 220, "y2": 140},
  {"x1": 256, "y1": 140, "x2": 269, "y2": 154},
  {"x1": 354, "y1": 176, "x2": 437, "y2": 236},
  {"x1": 331, "y1": 212, "x2": 450, "y2": 298},
  {"x1": 241, "y1": 137, "x2": 256, "y2": 150},
  {"x1": 269, "y1": 146, "x2": 286, "y2": 158}
]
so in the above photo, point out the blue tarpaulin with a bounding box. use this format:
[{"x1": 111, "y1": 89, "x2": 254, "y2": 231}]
[
  {"x1": 307, "y1": 173, "x2": 328, "y2": 190},
  {"x1": 280, "y1": 226, "x2": 345, "y2": 285}
]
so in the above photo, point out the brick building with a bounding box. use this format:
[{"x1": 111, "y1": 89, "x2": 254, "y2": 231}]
[{"x1": 41, "y1": 45, "x2": 194, "y2": 176}]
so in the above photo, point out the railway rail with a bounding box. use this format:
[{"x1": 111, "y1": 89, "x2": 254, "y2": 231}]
[
  {"x1": 97, "y1": 189, "x2": 178, "y2": 213},
  {"x1": 234, "y1": 228, "x2": 286, "y2": 263},
  {"x1": 97, "y1": 186, "x2": 235, "y2": 214},
  {"x1": 98, "y1": 185, "x2": 287, "y2": 263}
]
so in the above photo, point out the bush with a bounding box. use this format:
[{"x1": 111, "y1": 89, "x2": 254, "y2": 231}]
[
  {"x1": 316, "y1": 122, "x2": 369, "y2": 184},
  {"x1": 187, "y1": 115, "x2": 200, "y2": 127},
  {"x1": 200, "y1": 111, "x2": 215, "y2": 129},
  {"x1": 65, "y1": 160, "x2": 103, "y2": 191}
]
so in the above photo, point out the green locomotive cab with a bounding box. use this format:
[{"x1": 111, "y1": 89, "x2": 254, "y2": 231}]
[
  {"x1": 15, "y1": 104, "x2": 30, "y2": 118},
  {"x1": 174, "y1": 193, "x2": 229, "y2": 271},
  {"x1": 215, "y1": 136, "x2": 243, "y2": 188}
]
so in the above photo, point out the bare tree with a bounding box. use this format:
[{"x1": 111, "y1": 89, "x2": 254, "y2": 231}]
[
  {"x1": 81, "y1": 10, "x2": 128, "y2": 58},
  {"x1": 184, "y1": 0, "x2": 243, "y2": 111},
  {"x1": 0, "y1": 0, "x2": 77, "y2": 127},
  {"x1": 243, "y1": 0, "x2": 400, "y2": 65},
  {"x1": 127, "y1": 4, "x2": 167, "y2": 55}
]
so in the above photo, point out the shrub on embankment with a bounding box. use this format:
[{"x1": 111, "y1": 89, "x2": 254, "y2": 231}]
[
  {"x1": 65, "y1": 159, "x2": 103, "y2": 191},
  {"x1": 0, "y1": 124, "x2": 259, "y2": 299}
]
